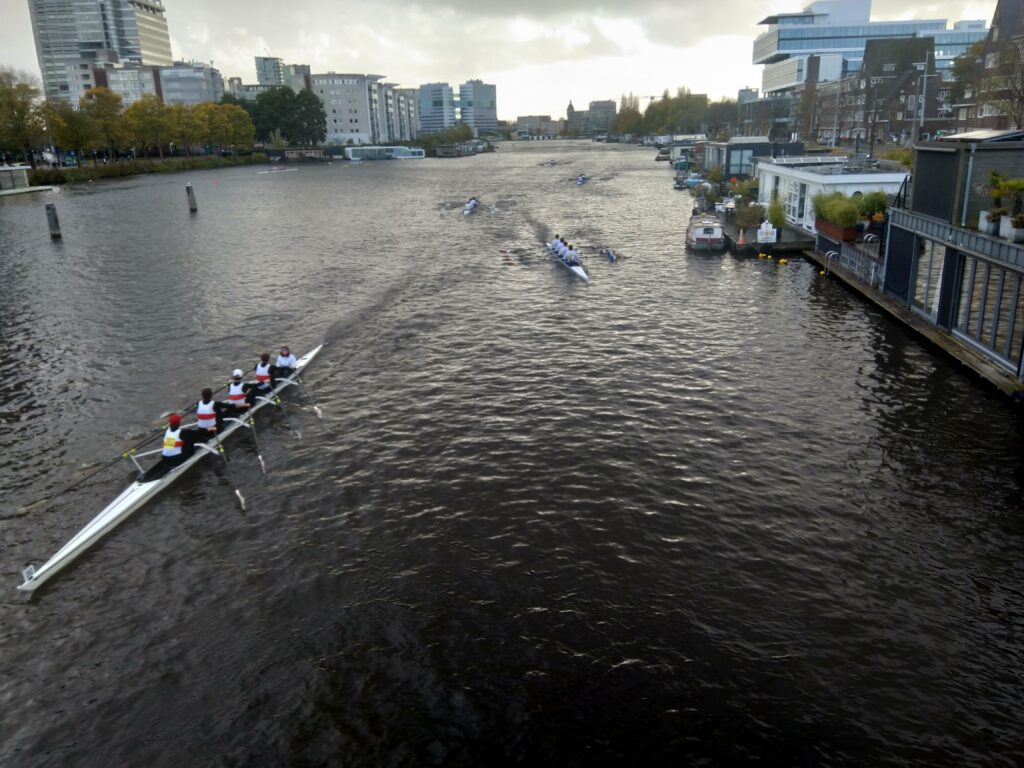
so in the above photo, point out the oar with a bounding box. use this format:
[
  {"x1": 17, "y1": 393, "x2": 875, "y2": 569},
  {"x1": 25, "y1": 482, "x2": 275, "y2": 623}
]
[
  {"x1": 210, "y1": 432, "x2": 246, "y2": 510},
  {"x1": 17, "y1": 427, "x2": 167, "y2": 513},
  {"x1": 246, "y1": 416, "x2": 267, "y2": 474},
  {"x1": 292, "y1": 377, "x2": 322, "y2": 419}
]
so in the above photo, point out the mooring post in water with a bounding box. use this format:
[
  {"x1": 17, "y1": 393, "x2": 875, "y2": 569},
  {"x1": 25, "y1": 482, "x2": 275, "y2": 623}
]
[
  {"x1": 186, "y1": 182, "x2": 197, "y2": 213},
  {"x1": 45, "y1": 202, "x2": 61, "y2": 239}
]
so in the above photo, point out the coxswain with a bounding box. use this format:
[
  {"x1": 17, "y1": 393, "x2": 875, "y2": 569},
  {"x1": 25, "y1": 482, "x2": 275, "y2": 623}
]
[
  {"x1": 271, "y1": 345, "x2": 297, "y2": 386},
  {"x1": 141, "y1": 413, "x2": 189, "y2": 481},
  {"x1": 223, "y1": 369, "x2": 251, "y2": 416},
  {"x1": 195, "y1": 387, "x2": 220, "y2": 433},
  {"x1": 247, "y1": 352, "x2": 273, "y2": 405}
]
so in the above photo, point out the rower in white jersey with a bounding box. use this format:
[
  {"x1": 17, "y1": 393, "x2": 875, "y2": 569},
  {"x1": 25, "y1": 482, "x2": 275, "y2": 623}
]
[
  {"x1": 247, "y1": 352, "x2": 273, "y2": 406},
  {"x1": 223, "y1": 369, "x2": 251, "y2": 417},
  {"x1": 271, "y1": 345, "x2": 297, "y2": 386},
  {"x1": 548, "y1": 233, "x2": 561, "y2": 251},
  {"x1": 195, "y1": 387, "x2": 221, "y2": 433}
]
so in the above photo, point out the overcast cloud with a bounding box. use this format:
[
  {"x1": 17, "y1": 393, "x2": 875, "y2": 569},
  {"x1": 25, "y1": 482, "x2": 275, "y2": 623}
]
[{"x1": 3, "y1": 0, "x2": 997, "y2": 118}]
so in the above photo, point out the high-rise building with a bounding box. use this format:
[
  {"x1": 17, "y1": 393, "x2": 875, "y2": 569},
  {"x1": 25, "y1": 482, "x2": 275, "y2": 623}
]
[
  {"x1": 586, "y1": 100, "x2": 617, "y2": 136},
  {"x1": 313, "y1": 73, "x2": 384, "y2": 145},
  {"x1": 255, "y1": 56, "x2": 285, "y2": 86},
  {"x1": 160, "y1": 61, "x2": 224, "y2": 106},
  {"x1": 28, "y1": 0, "x2": 173, "y2": 102},
  {"x1": 418, "y1": 83, "x2": 456, "y2": 134},
  {"x1": 458, "y1": 80, "x2": 497, "y2": 135},
  {"x1": 282, "y1": 64, "x2": 311, "y2": 92},
  {"x1": 753, "y1": 0, "x2": 986, "y2": 96}
]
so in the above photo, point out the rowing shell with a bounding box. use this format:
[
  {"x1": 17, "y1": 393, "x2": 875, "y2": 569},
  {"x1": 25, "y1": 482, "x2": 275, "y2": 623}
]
[
  {"x1": 546, "y1": 245, "x2": 589, "y2": 282},
  {"x1": 18, "y1": 344, "x2": 324, "y2": 593}
]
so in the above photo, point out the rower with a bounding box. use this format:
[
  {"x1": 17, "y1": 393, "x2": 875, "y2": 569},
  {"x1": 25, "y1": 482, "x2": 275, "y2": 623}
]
[
  {"x1": 223, "y1": 369, "x2": 251, "y2": 416},
  {"x1": 196, "y1": 387, "x2": 221, "y2": 433},
  {"x1": 548, "y1": 233, "x2": 561, "y2": 251},
  {"x1": 140, "y1": 414, "x2": 189, "y2": 481},
  {"x1": 247, "y1": 352, "x2": 273, "y2": 405},
  {"x1": 271, "y1": 345, "x2": 297, "y2": 386},
  {"x1": 577, "y1": 174, "x2": 587, "y2": 184}
]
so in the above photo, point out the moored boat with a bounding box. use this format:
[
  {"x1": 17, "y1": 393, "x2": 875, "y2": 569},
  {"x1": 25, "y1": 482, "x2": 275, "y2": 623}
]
[
  {"x1": 18, "y1": 344, "x2": 324, "y2": 593},
  {"x1": 688, "y1": 214, "x2": 726, "y2": 251}
]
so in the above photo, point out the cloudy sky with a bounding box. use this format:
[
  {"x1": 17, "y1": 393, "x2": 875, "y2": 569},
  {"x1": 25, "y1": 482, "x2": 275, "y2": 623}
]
[{"x1": 3, "y1": 0, "x2": 996, "y2": 118}]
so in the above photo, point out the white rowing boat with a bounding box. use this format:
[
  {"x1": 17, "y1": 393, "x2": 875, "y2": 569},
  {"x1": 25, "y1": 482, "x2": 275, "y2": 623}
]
[
  {"x1": 546, "y1": 244, "x2": 589, "y2": 282},
  {"x1": 18, "y1": 344, "x2": 324, "y2": 593}
]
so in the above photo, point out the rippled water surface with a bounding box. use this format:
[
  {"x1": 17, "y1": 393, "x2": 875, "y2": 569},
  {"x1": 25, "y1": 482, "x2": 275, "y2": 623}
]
[{"x1": 2, "y1": 142, "x2": 1023, "y2": 767}]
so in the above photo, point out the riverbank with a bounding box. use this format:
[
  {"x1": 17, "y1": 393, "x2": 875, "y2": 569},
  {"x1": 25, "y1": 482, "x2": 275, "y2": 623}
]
[{"x1": 28, "y1": 153, "x2": 269, "y2": 186}]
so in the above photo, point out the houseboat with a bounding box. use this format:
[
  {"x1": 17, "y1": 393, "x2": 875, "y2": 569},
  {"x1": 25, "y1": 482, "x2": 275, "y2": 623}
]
[
  {"x1": 343, "y1": 146, "x2": 426, "y2": 161},
  {"x1": 688, "y1": 214, "x2": 726, "y2": 252}
]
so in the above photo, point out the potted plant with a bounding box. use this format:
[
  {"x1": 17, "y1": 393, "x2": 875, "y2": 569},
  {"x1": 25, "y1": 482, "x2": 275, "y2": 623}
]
[
  {"x1": 813, "y1": 191, "x2": 859, "y2": 241},
  {"x1": 980, "y1": 171, "x2": 1005, "y2": 235},
  {"x1": 1009, "y1": 212, "x2": 1024, "y2": 244},
  {"x1": 997, "y1": 179, "x2": 1024, "y2": 241}
]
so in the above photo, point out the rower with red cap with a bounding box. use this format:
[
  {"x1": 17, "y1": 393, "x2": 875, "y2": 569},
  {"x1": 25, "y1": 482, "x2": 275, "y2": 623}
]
[{"x1": 142, "y1": 412, "x2": 207, "y2": 481}]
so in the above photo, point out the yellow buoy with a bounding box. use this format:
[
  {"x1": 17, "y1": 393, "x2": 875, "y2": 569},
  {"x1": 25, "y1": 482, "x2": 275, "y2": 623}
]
[
  {"x1": 768, "y1": 255, "x2": 774, "y2": 259},
  {"x1": 819, "y1": 270, "x2": 825, "y2": 276},
  {"x1": 779, "y1": 258, "x2": 788, "y2": 265}
]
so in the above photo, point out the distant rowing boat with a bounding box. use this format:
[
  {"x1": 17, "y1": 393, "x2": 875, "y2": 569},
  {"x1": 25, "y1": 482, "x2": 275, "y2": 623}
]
[
  {"x1": 257, "y1": 167, "x2": 297, "y2": 174},
  {"x1": 546, "y1": 244, "x2": 589, "y2": 282},
  {"x1": 18, "y1": 344, "x2": 324, "y2": 593}
]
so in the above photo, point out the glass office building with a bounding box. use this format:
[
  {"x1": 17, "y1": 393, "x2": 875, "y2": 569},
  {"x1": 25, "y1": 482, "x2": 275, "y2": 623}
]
[
  {"x1": 28, "y1": 0, "x2": 173, "y2": 101},
  {"x1": 753, "y1": 0, "x2": 986, "y2": 93}
]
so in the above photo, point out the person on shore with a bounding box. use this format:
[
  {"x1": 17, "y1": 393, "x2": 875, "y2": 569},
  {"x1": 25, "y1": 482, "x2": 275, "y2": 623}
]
[
  {"x1": 246, "y1": 353, "x2": 273, "y2": 406},
  {"x1": 272, "y1": 346, "x2": 297, "y2": 386},
  {"x1": 223, "y1": 369, "x2": 251, "y2": 417}
]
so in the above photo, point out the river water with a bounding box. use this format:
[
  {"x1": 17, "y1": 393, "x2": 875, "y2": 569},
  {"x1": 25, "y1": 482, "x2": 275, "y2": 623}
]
[{"x1": 1, "y1": 141, "x2": 1022, "y2": 766}]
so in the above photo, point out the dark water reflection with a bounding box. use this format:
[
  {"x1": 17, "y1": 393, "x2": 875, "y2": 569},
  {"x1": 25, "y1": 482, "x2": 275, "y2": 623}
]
[{"x1": 1, "y1": 142, "x2": 1022, "y2": 766}]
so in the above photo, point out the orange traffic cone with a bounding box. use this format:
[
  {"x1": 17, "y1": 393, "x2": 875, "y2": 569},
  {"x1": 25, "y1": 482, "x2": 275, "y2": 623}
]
[{"x1": 736, "y1": 227, "x2": 746, "y2": 247}]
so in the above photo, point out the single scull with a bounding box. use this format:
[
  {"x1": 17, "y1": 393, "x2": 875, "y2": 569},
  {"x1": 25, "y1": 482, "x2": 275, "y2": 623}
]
[{"x1": 18, "y1": 343, "x2": 324, "y2": 593}]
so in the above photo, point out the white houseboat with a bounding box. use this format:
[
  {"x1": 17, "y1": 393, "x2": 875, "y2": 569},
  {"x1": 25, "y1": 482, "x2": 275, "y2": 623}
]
[{"x1": 344, "y1": 146, "x2": 426, "y2": 161}]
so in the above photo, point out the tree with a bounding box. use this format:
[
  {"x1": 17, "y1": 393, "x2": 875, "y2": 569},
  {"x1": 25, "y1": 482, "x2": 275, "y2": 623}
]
[
  {"x1": 0, "y1": 68, "x2": 47, "y2": 167},
  {"x1": 221, "y1": 103, "x2": 255, "y2": 147},
  {"x1": 119, "y1": 94, "x2": 170, "y2": 157},
  {"x1": 45, "y1": 100, "x2": 98, "y2": 165},
  {"x1": 167, "y1": 103, "x2": 205, "y2": 155},
  {"x1": 80, "y1": 87, "x2": 122, "y2": 158},
  {"x1": 983, "y1": 36, "x2": 1024, "y2": 129},
  {"x1": 615, "y1": 92, "x2": 643, "y2": 135},
  {"x1": 293, "y1": 89, "x2": 326, "y2": 145},
  {"x1": 253, "y1": 86, "x2": 297, "y2": 143},
  {"x1": 951, "y1": 41, "x2": 985, "y2": 104}
]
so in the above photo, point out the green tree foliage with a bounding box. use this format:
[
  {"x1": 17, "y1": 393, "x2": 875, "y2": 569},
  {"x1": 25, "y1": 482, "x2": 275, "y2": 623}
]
[
  {"x1": 642, "y1": 88, "x2": 710, "y2": 134},
  {"x1": 45, "y1": 100, "x2": 98, "y2": 163},
  {"x1": 984, "y1": 38, "x2": 1024, "y2": 129},
  {"x1": 120, "y1": 94, "x2": 171, "y2": 157},
  {"x1": 293, "y1": 90, "x2": 327, "y2": 145},
  {"x1": 706, "y1": 98, "x2": 737, "y2": 138},
  {"x1": 414, "y1": 123, "x2": 474, "y2": 154},
  {"x1": 0, "y1": 68, "x2": 47, "y2": 167},
  {"x1": 615, "y1": 92, "x2": 643, "y2": 135},
  {"x1": 168, "y1": 103, "x2": 205, "y2": 155},
  {"x1": 951, "y1": 41, "x2": 985, "y2": 104},
  {"x1": 81, "y1": 87, "x2": 122, "y2": 157},
  {"x1": 251, "y1": 86, "x2": 326, "y2": 145}
]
